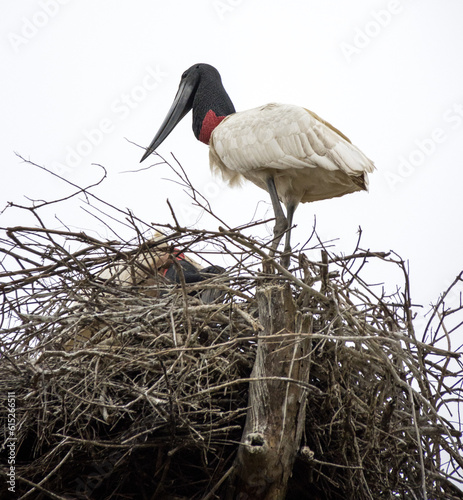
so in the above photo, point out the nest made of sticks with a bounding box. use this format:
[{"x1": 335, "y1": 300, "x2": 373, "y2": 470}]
[{"x1": 0, "y1": 161, "x2": 462, "y2": 499}]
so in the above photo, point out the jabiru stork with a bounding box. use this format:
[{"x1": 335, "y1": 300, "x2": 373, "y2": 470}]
[{"x1": 140, "y1": 63, "x2": 374, "y2": 266}]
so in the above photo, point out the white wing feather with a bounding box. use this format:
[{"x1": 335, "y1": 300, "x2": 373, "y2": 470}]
[{"x1": 209, "y1": 103, "x2": 375, "y2": 204}]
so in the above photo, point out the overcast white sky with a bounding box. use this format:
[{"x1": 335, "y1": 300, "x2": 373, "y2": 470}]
[{"x1": 2, "y1": 0, "x2": 463, "y2": 316}]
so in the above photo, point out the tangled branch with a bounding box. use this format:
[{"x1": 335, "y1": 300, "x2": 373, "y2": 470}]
[{"x1": 0, "y1": 158, "x2": 462, "y2": 499}]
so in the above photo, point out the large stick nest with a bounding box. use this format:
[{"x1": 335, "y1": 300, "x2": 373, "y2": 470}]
[{"x1": 1, "y1": 160, "x2": 462, "y2": 499}]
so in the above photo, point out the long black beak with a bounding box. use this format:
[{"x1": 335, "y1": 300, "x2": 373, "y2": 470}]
[{"x1": 140, "y1": 76, "x2": 197, "y2": 162}]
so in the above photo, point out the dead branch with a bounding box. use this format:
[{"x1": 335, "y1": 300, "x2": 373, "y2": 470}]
[{"x1": 0, "y1": 158, "x2": 462, "y2": 500}]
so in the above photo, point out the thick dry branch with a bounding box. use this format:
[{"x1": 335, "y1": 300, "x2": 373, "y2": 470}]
[{"x1": 232, "y1": 285, "x2": 312, "y2": 500}]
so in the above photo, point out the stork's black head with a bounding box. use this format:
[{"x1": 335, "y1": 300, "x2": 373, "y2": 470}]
[{"x1": 140, "y1": 63, "x2": 235, "y2": 162}]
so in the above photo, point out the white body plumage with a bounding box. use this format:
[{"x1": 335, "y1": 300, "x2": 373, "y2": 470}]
[{"x1": 209, "y1": 103, "x2": 375, "y2": 209}]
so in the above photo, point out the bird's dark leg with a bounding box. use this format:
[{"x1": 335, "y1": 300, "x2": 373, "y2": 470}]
[
  {"x1": 266, "y1": 177, "x2": 288, "y2": 260},
  {"x1": 281, "y1": 202, "x2": 296, "y2": 268}
]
